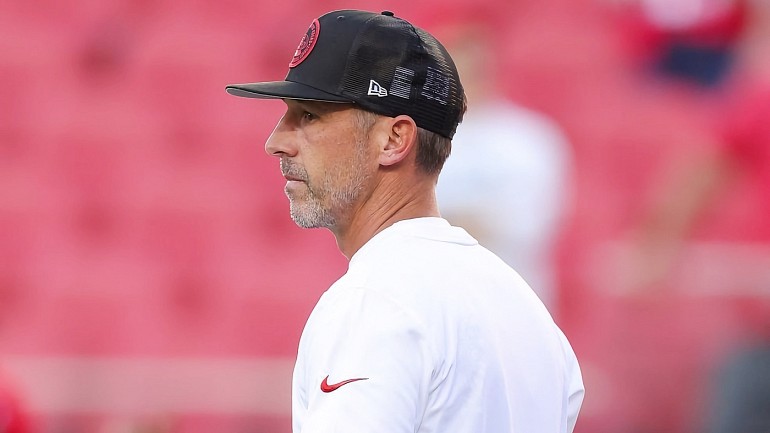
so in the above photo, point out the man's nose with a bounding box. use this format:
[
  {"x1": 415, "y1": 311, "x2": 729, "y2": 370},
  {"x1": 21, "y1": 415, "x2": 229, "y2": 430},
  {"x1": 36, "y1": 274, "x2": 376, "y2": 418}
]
[{"x1": 264, "y1": 114, "x2": 297, "y2": 157}]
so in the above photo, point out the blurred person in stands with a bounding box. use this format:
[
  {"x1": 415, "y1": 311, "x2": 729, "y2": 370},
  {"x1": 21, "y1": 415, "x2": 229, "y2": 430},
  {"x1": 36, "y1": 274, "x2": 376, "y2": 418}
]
[
  {"x1": 226, "y1": 9, "x2": 583, "y2": 433},
  {"x1": 611, "y1": 0, "x2": 748, "y2": 90},
  {"x1": 621, "y1": 1, "x2": 770, "y2": 431},
  {"x1": 435, "y1": 21, "x2": 573, "y2": 313}
]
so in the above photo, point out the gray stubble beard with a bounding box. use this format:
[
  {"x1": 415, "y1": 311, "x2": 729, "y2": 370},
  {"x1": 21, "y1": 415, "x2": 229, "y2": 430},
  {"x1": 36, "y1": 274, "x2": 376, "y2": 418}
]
[
  {"x1": 286, "y1": 109, "x2": 378, "y2": 230},
  {"x1": 287, "y1": 140, "x2": 372, "y2": 230}
]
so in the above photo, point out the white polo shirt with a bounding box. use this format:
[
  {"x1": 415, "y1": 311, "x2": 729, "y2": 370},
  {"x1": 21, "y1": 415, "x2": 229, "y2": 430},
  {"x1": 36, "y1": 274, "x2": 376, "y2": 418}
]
[{"x1": 292, "y1": 218, "x2": 584, "y2": 433}]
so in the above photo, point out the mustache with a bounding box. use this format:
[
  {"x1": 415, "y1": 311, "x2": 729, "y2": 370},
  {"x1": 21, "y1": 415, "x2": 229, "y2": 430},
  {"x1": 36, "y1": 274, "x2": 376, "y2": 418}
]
[{"x1": 280, "y1": 159, "x2": 308, "y2": 181}]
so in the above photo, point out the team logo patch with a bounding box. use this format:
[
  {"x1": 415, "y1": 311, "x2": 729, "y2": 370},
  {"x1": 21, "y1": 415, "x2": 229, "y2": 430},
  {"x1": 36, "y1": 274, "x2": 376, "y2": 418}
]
[{"x1": 289, "y1": 19, "x2": 319, "y2": 68}]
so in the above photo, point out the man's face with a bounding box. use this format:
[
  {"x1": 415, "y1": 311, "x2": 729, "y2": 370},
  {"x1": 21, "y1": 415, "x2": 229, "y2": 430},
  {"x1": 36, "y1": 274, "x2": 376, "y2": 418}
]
[{"x1": 265, "y1": 100, "x2": 378, "y2": 229}]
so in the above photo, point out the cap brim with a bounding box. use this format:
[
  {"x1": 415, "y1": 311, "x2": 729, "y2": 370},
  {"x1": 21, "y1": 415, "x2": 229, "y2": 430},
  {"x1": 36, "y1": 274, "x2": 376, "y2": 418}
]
[{"x1": 225, "y1": 80, "x2": 352, "y2": 103}]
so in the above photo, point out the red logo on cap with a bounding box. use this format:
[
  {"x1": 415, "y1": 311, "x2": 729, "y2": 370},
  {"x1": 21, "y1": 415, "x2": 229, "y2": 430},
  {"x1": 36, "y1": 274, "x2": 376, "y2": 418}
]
[{"x1": 289, "y1": 19, "x2": 319, "y2": 68}]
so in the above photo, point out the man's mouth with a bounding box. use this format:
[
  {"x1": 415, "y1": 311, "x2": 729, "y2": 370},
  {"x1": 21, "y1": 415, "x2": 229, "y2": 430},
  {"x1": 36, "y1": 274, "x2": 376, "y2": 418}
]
[{"x1": 280, "y1": 159, "x2": 306, "y2": 182}]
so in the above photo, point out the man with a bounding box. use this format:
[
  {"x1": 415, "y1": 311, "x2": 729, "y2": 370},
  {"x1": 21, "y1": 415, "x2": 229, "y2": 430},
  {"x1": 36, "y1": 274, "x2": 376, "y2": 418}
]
[
  {"x1": 435, "y1": 21, "x2": 573, "y2": 313},
  {"x1": 617, "y1": 4, "x2": 770, "y2": 429},
  {"x1": 226, "y1": 9, "x2": 584, "y2": 433}
]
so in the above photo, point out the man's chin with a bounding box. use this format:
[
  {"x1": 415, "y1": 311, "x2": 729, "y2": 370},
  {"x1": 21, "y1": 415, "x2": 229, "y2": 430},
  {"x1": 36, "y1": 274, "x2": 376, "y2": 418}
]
[
  {"x1": 291, "y1": 217, "x2": 322, "y2": 229},
  {"x1": 289, "y1": 206, "x2": 333, "y2": 229}
]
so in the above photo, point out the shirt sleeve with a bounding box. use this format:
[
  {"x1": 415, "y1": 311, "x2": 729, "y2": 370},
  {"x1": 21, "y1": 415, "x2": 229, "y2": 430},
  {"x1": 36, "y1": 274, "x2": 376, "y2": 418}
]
[
  {"x1": 557, "y1": 327, "x2": 585, "y2": 433},
  {"x1": 294, "y1": 287, "x2": 434, "y2": 433}
]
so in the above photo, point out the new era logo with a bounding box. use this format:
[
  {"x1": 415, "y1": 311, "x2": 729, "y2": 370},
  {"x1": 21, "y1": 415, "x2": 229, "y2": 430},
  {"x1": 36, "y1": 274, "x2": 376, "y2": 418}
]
[{"x1": 367, "y1": 80, "x2": 388, "y2": 97}]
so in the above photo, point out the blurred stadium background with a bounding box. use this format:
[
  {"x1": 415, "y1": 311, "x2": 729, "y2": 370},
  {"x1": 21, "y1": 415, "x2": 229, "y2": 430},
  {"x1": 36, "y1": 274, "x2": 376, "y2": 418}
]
[{"x1": 1, "y1": 0, "x2": 768, "y2": 432}]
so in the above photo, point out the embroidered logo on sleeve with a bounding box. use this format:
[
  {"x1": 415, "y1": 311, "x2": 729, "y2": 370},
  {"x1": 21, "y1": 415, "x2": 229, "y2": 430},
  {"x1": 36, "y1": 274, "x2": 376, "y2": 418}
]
[{"x1": 320, "y1": 375, "x2": 369, "y2": 393}]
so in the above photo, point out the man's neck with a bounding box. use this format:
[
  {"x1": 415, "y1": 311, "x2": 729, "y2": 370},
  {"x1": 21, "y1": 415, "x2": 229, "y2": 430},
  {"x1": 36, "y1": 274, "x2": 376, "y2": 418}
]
[{"x1": 332, "y1": 175, "x2": 440, "y2": 259}]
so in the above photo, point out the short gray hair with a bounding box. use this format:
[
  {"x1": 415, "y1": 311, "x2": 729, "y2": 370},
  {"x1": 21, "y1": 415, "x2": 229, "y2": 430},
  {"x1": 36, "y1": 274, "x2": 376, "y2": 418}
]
[{"x1": 353, "y1": 109, "x2": 452, "y2": 175}]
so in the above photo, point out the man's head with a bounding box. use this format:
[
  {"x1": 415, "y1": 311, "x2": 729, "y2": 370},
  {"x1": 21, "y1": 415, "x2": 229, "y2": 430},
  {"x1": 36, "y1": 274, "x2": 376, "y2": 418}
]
[
  {"x1": 266, "y1": 100, "x2": 379, "y2": 229},
  {"x1": 227, "y1": 10, "x2": 466, "y2": 230},
  {"x1": 227, "y1": 9, "x2": 466, "y2": 140}
]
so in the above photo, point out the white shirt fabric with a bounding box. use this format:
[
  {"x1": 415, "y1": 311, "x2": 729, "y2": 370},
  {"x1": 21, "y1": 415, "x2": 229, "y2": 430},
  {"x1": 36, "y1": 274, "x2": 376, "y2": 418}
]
[{"x1": 292, "y1": 217, "x2": 584, "y2": 433}]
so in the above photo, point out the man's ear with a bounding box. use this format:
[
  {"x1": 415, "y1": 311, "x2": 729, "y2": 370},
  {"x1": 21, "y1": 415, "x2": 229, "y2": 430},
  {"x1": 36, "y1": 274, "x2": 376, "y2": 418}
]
[{"x1": 379, "y1": 115, "x2": 418, "y2": 167}]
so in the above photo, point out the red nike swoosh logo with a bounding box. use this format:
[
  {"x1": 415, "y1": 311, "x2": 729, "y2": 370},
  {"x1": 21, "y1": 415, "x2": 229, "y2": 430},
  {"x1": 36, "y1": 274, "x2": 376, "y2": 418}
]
[{"x1": 320, "y1": 375, "x2": 368, "y2": 393}]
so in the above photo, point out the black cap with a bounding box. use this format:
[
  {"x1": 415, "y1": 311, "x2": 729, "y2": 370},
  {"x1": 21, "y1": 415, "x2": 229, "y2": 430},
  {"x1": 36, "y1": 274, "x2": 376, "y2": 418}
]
[{"x1": 226, "y1": 10, "x2": 465, "y2": 139}]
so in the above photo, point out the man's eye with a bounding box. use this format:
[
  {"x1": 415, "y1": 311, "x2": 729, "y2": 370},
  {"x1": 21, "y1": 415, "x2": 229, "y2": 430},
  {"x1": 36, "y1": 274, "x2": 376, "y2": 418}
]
[{"x1": 302, "y1": 111, "x2": 317, "y2": 121}]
